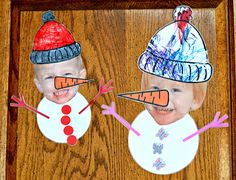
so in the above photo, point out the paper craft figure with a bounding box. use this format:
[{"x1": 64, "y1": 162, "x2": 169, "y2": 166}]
[
  {"x1": 103, "y1": 5, "x2": 228, "y2": 174},
  {"x1": 10, "y1": 11, "x2": 112, "y2": 146}
]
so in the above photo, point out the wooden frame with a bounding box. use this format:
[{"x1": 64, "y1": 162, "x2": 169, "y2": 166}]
[
  {"x1": 228, "y1": 0, "x2": 236, "y2": 178},
  {"x1": 4, "y1": 0, "x2": 235, "y2": 179}
]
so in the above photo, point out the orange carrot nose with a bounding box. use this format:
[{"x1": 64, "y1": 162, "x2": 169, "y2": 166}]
[
  {"x1": 117, "y1": 89, "x2": 169, "y2": 107},
  {"x1": 54, "y1": 76, "x2": 95, "y2": 90}
]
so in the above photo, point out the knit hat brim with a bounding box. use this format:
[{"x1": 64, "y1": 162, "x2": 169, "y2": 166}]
[
  {"x1": 30, "y1": 42, "x2": 81, "y2": 64},
  {"x1": 138, "y1": 51, "x2": 213, "y2": 83}
]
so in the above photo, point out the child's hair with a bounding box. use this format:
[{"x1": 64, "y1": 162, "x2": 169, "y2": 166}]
[
  {"x1": 192, "y1": 82, "x2": 207, "y2": 110},
  {"x1": 75, "y1": 55, "x2": 84, "y2": 72}
]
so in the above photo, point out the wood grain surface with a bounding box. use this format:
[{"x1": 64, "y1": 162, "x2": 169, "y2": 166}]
[
  {"x1": 216, "y1": 2, "x2": 231, "y2": 179},
  {"x1": 0, "y1": 0, "x2": 10, "y2": 179},
  {"x1": 6, "y1": 3, "x2": 230, "y2": 179}
]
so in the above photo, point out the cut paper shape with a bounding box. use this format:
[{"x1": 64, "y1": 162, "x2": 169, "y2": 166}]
[
  {"x1": 122, "y1": 5, "x2": 218, "y2": 175},
  {"x1": 16, "y1": 11, "x2": 92, "y2": 146},
  {"x1": 128, "y1": 110, "x2": 199, "y2": 174},
  {"x1": 79, "y1": 79, "x2": 113, "y2": 114},
  {"x1": 102, "y1": 102, "x2": 141, "y2": 136},
  {"x1": 10, "y1": 92, "x2": 92, "y2": 146},
  {"x1": 156, "y1": 128, "x2": 169, "y2": 141},
  {"x1": 183, "y1": 112, "x2": 229, "y2": 142},
  {"x1": 37, "y1": 92, "x2": 91, "y2": 146},
  {"x1": 153, "y1": 143, "x2": 163, "y2": 154},
  {"x1": 30, "y1": 11, "x2": 81, "y2": 64},
  {"x1": 10, "y1": 93, "x2": 50, "y2": 119},
  {"x1": 54, "y1": 76, "x2": 95, "y2": 90},
  {"x1": 117, "y1": 89, "x2": 169, "y2": 107},
  {"x1": 137, "y1": 5, "x2": 213, "y2": 83},
  {"x1": 153, "y1": 158, "x2": 166, "y2": 170}
]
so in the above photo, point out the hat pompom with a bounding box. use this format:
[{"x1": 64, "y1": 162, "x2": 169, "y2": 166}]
[
  {"x1": 42, "y1": 10, "x2": 55, "y2": 23},
  {"x1": 173, "y1": 5, "x2": 192, "y2": 22}
]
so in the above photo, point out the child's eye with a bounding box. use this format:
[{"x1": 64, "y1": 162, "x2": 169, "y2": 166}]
[
  {"x1": 152, "y1": 86, "x2": 160, "y2": 90},
  {"x1": 45, "y1": 76, "x2": 53, "y2": 80},
  {"x1": 63, "y1": 73, "x2": 73, "y2": 76},
  {"x1": 172, "y1": 88, "x2": 181, "y2": 93}
]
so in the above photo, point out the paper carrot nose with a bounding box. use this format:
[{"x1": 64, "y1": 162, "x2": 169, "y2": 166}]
[
  {"x1": 117, "y1": 89, "x2": 169, "y2": 107},
  {"x1": 54, "y1": 76, "x2": 95, "y2": 90}
]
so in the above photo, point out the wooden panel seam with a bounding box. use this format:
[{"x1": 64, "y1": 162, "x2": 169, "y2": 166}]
[{"x1": 6, "y1": 5, "x2": 20, "y2": 180}]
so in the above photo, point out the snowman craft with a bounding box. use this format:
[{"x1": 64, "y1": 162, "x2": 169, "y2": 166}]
[
  {"x1": 102, "y1": 5, "x2": 228, "y2": 175},
  {"x1": 128, "y1": 6, "x2": 212, "y2": 174},
  {"x1": 10, "y1": 11, "x2": 112, "y2": 146}
]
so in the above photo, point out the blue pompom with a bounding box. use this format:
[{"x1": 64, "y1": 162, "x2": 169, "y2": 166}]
[{"x1": 42, "y1": 10, "x2": 55, "y2": 23}]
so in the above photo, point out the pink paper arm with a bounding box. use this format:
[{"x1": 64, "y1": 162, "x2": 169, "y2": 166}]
[
  {"x1": 183, "y1": 112, "x2": 228, "y2": 142},
  {"x1": 10, "y1": 93, "x2": 50, "y2": 119},
  {"x1": 102, "y1": 102, "x2": 141, "y2": 136}
]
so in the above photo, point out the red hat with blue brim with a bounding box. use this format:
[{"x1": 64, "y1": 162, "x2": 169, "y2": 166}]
[
  {"x1": 138, "y1": 5, "x2": 213, "y2": 83},
  {"x1": 30, "y1": 11, "x2": 81, "y2": 64}
]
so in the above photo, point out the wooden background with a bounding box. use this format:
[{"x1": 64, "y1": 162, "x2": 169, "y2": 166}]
[{"x1": 0, "y1": 0, "x2": 235, "y2": 179}]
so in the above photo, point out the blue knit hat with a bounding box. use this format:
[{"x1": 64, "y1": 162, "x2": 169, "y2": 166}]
[{"x1": 138, "y1": 5, "x2": 213, "y2": 83}]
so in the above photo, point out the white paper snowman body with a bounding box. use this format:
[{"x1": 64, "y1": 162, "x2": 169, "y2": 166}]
[
  {"x1": 128, "y1": 110, "x2": 199, "y2": 174},
  {"x1": 36, "y1": 92, "x2": 91, "y2": 145}
]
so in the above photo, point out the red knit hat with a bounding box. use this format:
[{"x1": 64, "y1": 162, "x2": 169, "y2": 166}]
[{"x1": 30, "y1": 11, "x2": 81, "y2": 64}]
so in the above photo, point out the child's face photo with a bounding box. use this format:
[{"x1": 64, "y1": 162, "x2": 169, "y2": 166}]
[
  {"x1": 142, "y1": 73, "x2": 205, "y2": 125},
  {"x1": 34, "y1": 55, "x2": 86, "y2": 104}
]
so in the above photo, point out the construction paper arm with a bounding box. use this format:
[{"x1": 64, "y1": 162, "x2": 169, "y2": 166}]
[
  {"x1": 10, "y1": 93, "x2": 50, "y2": 119},
  {"x1": 101, "y1": 102, "x2": 141, "y2": 136},
  {"x1": 183, "y1": 112, "x2": 228, "y2": 142},
  {"x1": 79, "y1": 78, "x2": 113, "y2": 114}
]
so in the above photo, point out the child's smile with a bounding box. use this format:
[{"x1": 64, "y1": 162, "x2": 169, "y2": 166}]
[
  {"x1": 34, "y1": 56, "x2": 86, "y2": 104},
  {"x1": 154, "y1": 107, "x2": 174, "y2": 115},
  {"x1": 53, "y1": 89, "x2": 69, "y2": 97},
  {"x1": 142, "y1": 73, "x2": 202, "y2": 125}
]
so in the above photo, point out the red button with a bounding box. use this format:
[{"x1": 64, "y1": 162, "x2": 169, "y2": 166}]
[
  {"x1": 67, "y1": 135, "x2": 77, "y2": 146},
  {"x1": 64, "y1": 126, "x2": 73, "y2": 135},
  {"x1": 61, "y1": 105, "x2": 71, "y2": 114},
  {"x1": 61, "y1": 116, "x2": 71, "y2": 125}
]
